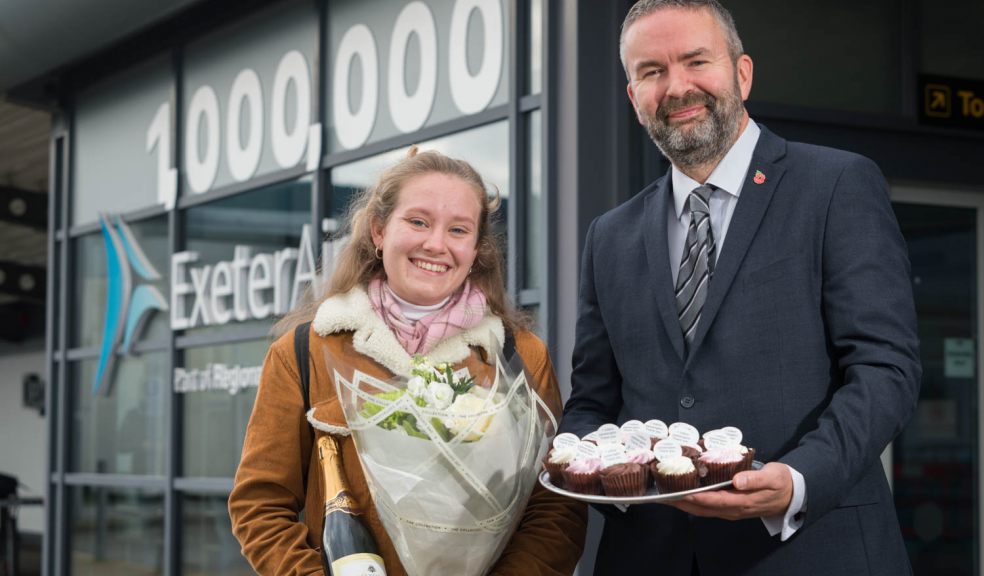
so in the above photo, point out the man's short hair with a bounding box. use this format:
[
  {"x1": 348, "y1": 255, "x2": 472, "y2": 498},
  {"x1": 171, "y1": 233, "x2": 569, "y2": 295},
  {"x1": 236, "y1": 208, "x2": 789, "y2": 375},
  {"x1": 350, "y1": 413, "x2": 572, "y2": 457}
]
[{"x1": 619, "y1": 0, "x2": 744, "y2": 75}]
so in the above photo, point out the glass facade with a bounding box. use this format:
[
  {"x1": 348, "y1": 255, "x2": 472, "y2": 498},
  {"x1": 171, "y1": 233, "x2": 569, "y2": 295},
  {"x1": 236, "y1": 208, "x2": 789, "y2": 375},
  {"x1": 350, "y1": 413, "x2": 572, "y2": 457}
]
[
  {"x1": 48, "y1": 0, "x2": 547, "y2": 573},
  {"x1": 69, "y1": 486, "x2": 165, "y2": 575},
  {"x1": 180, "y1": 493, "x2": 254, "y2": 575},
  {"x1": 70, "y1": 354, "x2": 168, "y2": 476},
  {"x1": 726, "y1": 0, "x2": 902, "y2": 115},
  {"x1": 181, "y1": 341, "x2": 268, "y2": 478}
]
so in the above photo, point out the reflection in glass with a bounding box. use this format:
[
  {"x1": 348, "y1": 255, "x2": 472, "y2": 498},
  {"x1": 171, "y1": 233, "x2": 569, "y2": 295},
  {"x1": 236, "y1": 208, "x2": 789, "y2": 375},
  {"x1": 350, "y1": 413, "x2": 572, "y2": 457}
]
[
  {"x1": 71, "y1": 354, "x2": 168, "y2": 475},
  {"x1": 892, "y1": 203, "x2": 977, "y2": 575},
  {"x1": 183, "y1": 177, "x2": 312, "y2": 337},
  {"x1": 182, "y1": 493, "x2": 254, "y2": 575},
  {"x1": 524, "y1": 111, "x2": 542, "y2": 290},
  {"x1": 725, "y1": 0, "x2": 900, "y2": 115},
  {"x1": 181, "y1": 340, "x2": 269, "y2": 478},
  {"x1": 70, "y1": 486, "x2": 164, "y2": 575},
  {"x1": 528, "y1": 0, "x2": 542, "y2": 94},
  {"x1": 918, "y1": 0, "x2": 984, "y2": 80},
  {"x1": 73, "y1": 217, "x2": 170, "y2": 349}
]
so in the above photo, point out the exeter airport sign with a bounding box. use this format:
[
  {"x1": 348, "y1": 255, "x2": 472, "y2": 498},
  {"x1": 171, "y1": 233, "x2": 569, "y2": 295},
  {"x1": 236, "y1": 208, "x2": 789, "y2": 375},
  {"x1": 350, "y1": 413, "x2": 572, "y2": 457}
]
[{"x1": 95, "y1": 216, "x2": 342, "y2": 396}]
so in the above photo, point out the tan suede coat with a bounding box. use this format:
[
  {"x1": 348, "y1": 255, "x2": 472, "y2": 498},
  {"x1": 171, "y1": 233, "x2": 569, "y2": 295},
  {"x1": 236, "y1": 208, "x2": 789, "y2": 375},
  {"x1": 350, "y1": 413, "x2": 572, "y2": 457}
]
[{"x1": 229, "y1": 289, "x2": 586, "y2": 575}]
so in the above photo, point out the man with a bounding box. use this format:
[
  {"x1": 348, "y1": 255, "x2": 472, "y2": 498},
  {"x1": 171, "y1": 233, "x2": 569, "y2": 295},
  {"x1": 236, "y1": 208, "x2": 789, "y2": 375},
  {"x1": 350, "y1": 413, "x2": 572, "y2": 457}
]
[{"x1": 559, "y1": 1, "x2": 921, "y2": 574}]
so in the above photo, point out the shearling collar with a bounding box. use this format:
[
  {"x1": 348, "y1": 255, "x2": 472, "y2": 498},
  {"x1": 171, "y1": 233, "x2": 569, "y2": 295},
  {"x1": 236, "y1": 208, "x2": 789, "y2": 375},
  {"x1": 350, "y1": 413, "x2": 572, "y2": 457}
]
[{"x1": 312, "y1": 286, "x2": 505, "y2": 378}]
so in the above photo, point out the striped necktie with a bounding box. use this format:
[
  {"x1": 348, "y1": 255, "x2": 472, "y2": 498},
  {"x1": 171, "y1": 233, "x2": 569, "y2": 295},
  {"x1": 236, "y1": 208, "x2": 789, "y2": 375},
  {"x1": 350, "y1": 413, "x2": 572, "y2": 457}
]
[{"x1": 675, "y1": 184, "x2": 716, "y2": 347}]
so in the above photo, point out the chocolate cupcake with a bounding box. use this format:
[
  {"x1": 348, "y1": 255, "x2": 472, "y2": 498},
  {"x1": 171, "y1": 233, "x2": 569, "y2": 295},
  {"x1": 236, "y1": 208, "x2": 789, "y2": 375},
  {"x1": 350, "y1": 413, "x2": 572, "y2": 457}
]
[
  {"x1": 654, "y1": 456, "x2": 699, "y2": 493},
  {"x1": 562, "y1": 458, "x2": 604, "y2": 495},
  {"x1": 600, "y1": 462, "x2": 648, "y2": 497}
]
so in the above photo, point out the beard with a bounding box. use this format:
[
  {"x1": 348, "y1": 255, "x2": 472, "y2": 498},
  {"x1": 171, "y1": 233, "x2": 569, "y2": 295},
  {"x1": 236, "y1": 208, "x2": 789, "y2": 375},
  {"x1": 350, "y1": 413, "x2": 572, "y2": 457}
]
[{"x1": 641, "y1": 79, "x2": 745, "y2": 172}]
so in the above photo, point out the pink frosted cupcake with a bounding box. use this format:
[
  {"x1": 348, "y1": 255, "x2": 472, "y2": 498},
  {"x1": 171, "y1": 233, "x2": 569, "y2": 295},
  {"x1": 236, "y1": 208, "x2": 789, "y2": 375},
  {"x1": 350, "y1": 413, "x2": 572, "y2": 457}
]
[
  {"x1": 625, "y1": 449, "x2": 655, "y2": 488},
  {"x1": 654, "y1": 456, "x2": 699, "y2": 493},
  {"x1": 698, "y1": 446, "x2": 753, "y2": 485},
  {"x1": 562, "y1": 458, "x2": 603, "y2": 495}
]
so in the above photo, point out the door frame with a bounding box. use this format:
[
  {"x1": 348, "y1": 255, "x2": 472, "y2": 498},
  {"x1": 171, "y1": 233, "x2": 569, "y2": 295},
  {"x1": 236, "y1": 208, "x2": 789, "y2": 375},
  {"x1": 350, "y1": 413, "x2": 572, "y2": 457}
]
[{"x1": 891, "y1": 184, "x2": 984, "y2": 574}]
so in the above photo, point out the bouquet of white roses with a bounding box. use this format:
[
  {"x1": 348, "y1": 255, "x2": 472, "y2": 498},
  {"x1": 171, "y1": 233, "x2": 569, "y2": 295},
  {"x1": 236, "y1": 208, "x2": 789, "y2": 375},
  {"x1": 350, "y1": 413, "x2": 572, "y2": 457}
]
[
  {"x1": 358, "y1": 355, "x2": 502, "y2": 443},
  {"x1": 327, "y1": 336, "x2": 556, "y2": 576}
]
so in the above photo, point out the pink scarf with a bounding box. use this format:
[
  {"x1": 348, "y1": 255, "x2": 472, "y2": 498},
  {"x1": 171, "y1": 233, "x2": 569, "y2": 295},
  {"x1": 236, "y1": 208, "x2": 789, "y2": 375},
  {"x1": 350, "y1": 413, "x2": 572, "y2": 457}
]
[{"x1": 368, "y1": 278, "x2": 488, "y2": 354}]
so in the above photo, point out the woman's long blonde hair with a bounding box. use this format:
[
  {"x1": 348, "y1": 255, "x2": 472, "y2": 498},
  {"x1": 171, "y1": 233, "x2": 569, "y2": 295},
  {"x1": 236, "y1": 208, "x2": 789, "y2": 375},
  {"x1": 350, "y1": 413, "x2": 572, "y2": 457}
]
[{"x1": 275, "y1": 146, "x2": 529, "y2": 337}]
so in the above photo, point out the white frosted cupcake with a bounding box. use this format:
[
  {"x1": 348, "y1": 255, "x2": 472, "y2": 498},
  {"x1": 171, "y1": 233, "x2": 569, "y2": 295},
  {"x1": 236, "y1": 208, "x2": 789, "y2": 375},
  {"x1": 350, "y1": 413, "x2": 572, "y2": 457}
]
[
  {"x1": 543, "y1": 446, "x2": 577, "y2": 488},
  {"x1": 653, "y1": 455, "x2": 699, "y2": 493}
]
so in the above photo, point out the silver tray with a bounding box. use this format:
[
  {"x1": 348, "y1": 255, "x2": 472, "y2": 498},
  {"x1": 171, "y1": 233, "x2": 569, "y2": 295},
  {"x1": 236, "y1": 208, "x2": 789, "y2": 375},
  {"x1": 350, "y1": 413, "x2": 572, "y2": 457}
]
[{"x1": 538, "y1": 460, "x2": 763, "y2": 504}]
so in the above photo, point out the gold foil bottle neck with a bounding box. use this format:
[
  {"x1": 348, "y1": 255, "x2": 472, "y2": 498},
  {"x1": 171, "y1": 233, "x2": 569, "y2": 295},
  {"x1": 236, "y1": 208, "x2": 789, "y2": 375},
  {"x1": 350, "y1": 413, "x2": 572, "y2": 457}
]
[{"x1": 318, "y1": 435, "x2": 363, "y2": 516}]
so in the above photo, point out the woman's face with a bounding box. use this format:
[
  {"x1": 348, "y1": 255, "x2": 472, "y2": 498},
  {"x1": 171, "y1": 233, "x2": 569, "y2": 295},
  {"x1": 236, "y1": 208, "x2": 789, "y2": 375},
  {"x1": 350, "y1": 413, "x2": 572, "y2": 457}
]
[{"x1": 371, "y1": 172, "x2": 482, "y2": 306}]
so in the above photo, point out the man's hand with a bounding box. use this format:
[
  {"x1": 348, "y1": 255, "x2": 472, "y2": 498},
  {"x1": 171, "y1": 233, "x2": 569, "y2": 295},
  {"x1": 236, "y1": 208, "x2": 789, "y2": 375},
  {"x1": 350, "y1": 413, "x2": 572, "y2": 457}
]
[{"x1": 667, "y1": 462, "x2": 793, "y2": 520}]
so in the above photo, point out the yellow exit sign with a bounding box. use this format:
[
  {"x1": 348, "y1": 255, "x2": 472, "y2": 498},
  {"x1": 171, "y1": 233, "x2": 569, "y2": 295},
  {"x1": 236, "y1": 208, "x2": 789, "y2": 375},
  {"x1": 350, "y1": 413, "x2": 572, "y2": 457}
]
[{"x1": 920, "y1": 75, "x2": 984, "y2": 129}]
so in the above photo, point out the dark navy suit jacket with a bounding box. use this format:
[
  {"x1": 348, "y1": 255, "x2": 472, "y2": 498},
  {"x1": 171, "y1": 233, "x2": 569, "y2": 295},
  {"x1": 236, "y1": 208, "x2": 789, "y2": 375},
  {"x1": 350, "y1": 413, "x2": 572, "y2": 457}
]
[{"x1": 560, "y1": 126, "x2": 921, "y2": 576}]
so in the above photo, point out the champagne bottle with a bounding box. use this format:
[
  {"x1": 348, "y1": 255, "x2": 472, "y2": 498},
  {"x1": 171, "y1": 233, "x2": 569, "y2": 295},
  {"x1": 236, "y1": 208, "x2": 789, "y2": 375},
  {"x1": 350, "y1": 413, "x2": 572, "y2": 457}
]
[{"x1": 318, "y1": 435, "x2": 387, "y2": 576}]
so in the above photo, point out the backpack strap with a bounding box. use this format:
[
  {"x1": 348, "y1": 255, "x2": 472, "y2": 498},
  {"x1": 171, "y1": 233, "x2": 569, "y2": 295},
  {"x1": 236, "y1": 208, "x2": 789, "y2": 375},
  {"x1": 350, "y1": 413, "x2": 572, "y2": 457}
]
[{"x1": 293, "y1": 321, "x2": 312, "y2": 412}]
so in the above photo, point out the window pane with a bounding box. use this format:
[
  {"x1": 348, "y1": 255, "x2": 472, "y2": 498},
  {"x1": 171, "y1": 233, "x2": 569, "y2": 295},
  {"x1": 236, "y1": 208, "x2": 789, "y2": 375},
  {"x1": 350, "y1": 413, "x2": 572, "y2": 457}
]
[
  {"x1": 70, "y1": 486, "x2": 164, "y2": 575},
  {"x1": 181, "y1": 340, "x2": 269, "y2": 478},
  {"x1": 918, "y1": 0, "x2": 984, "y2": 80},
  {"x1": 71, "y1": 354, "x2": 168, "y2": 475},
  {"x1": 326, "y1": 0, "x2": 511, "y2": 152},
  {"x1": 182, "y1": 177, "x2": 312, "y2": 337},
  {"x1": 892, "y1": 203, "x2": 977, "y2": 574},
  {"x1": 72, "y1": 56, "x2": 172, "y2": 226},
  {"x1": 182, "y1": 1, "x2": 318, "y2": 195},
  {"x1": 181, "y1": 493, "x2": 254, "y2": 575},
  {"x1": 528, "y1": 0, "x2": 542, "y2": 94},
  {"x1": 524, "y1": 110, "x2": 542, "y2": 290},
  {"x1": 73, "y1": 217, "x2": 170, "y2": 349},
  {"x1": 726, "y1": 0, "x2": 901, "y2": 115}
]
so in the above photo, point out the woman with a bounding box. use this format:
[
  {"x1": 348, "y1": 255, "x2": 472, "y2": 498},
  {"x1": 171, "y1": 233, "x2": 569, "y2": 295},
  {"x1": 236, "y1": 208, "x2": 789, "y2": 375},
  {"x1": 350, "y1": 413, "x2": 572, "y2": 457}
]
[{"x1": 228, "y1": 147, "x2": 586, "y2": 575}]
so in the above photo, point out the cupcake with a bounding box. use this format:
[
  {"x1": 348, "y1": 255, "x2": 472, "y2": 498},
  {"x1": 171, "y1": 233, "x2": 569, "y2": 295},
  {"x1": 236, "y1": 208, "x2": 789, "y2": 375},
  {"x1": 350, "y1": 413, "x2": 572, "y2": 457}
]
[
  {"x1": 543, "y1": 446, "x2": 577, "y2": 488},
  {"x1": 625, "y1": 449, "x2": 655, "y2": 487},
  {"x1": 600, "y1": 462, "x2": 648, "y2": 497},
  {"x1": 697, "y1": 446, "x2": 753, "y2": 485},
  {"x1": 562, "y1": 458, "x2": 603, "y2": 495},
  {"x1": 653, "y1": 455, "x2": 699, "y2": 493}
]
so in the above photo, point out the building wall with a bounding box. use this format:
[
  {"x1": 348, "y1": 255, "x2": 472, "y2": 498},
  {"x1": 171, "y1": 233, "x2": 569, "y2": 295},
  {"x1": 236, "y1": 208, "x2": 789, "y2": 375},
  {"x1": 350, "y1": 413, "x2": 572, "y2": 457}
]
[{"x1": 0, "y1": 343, "x2": 46, "y2": 534}]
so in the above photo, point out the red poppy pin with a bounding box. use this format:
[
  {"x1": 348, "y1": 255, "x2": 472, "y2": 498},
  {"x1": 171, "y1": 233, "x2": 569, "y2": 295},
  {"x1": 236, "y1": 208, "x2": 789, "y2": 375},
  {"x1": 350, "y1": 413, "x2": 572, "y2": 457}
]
[{"x1": 753, "y1": 170, "x2": 766, "y2": 184}]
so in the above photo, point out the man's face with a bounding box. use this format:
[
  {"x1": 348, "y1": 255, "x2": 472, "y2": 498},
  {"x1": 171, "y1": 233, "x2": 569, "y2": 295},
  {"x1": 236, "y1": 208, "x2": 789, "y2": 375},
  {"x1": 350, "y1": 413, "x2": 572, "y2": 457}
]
[{"x1": 623, "y1": 8, "x2": 752, "y2": 170}]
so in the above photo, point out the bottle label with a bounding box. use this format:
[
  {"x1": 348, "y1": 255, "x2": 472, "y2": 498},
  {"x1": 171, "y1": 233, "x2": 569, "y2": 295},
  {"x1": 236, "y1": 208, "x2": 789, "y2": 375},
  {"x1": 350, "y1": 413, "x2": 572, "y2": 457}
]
[
  {"x1": 332, "y1": 552, "x2": 386, "y2": 576},
  {"x1": 326, "y1": 490, "x2": 361, "y2": 515}
]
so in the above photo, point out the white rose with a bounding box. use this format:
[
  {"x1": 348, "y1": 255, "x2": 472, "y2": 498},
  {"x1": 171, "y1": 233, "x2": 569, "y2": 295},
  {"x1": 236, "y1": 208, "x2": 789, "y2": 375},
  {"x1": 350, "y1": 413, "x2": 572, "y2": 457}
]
[
  {"x1": 424, "y1": 381, "x2": 454, "y2": 410},
  {"x1": 407, "y1": 376, "x2": 427, "y2": 399},
  {"x1": 442, "y1": 393, "x2": 495, "y2": 441}
]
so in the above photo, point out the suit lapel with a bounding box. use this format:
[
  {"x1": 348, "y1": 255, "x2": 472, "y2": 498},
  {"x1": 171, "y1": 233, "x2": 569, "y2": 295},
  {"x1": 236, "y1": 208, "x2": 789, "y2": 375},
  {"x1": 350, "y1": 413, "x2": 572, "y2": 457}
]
[
  {"x1": 686, "y1": 128, "x2": 788, "y2": 362},
  {"x1": 643, "y1": 175, "x2": 686, "y2": 361}
]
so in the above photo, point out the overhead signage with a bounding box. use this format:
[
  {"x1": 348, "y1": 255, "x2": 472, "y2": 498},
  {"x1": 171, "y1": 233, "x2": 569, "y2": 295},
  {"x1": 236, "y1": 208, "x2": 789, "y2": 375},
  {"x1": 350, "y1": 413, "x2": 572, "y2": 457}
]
[
  {"x1": 919, "y1": 74, "x2": 984, "y2": 131},
  {"x1": 76, "y1": 1, "x2": 505, "y2": 225},
  {"x1": 146, "y1": 0, "x2": 505, "y2": 209},
  {"x1": 171, "y1": 219, "x2": 343, "y2": 329}
]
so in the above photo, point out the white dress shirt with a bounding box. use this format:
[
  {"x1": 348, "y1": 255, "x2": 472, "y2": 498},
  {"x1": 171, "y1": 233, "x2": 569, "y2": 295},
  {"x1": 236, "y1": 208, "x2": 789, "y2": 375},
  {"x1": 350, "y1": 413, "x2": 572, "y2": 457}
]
[{"x1": 666, "y1": 119, "x2": 806, "y2": 541}]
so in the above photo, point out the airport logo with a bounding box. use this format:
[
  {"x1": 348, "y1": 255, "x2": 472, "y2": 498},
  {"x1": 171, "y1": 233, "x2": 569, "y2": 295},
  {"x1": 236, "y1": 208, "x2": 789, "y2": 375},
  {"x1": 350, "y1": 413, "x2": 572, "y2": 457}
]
[{"x1": 94, "y1": 215, "x2": 168, "y2": 396}]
